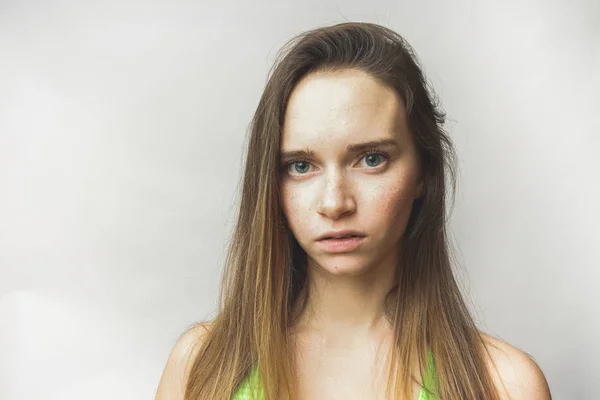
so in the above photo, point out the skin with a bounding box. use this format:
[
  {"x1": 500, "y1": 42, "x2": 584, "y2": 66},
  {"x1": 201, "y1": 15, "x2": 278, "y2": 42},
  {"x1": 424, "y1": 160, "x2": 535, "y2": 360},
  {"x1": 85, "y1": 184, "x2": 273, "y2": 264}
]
[
  {"x1": 154, "y1": 68, "x2": 552, "y2": 400},
  {"x1": 280, "y1": 68, "x2": 423, "y2": 334},
  {"x1": 279, "y1": 68, "x2": 423, "y2": 398}
]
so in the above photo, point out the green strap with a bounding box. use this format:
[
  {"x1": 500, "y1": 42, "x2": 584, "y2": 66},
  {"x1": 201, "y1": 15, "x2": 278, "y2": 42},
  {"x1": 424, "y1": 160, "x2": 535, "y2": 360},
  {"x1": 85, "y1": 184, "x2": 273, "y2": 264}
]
[
  {"x1": 420, "y1": 349, "x2": 438, "y2": 399},
  {"x1": 233, "y1": 350, "x2": 437, "y2": 400},
  {"x1": 232, "y1": 364, "x2": 264, "y2": 400}
]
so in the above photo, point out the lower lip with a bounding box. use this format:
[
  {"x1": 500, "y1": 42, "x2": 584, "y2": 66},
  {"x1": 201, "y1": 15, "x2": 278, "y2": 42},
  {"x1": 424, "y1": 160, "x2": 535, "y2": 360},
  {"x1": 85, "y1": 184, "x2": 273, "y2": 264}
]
[{"x1": 316, "y1": 236, "x2": 365, "y2": 253}]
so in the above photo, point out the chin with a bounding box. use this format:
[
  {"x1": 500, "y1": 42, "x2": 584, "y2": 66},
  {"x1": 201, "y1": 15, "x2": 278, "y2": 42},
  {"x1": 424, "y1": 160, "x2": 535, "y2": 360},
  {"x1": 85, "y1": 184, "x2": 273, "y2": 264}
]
[{"x1": 311, "y1": 257, "x2": 371, "y2": 277}]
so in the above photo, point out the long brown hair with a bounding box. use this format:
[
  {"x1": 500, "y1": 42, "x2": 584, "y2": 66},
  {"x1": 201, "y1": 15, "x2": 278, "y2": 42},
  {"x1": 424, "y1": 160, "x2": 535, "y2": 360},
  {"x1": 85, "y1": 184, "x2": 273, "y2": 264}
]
[{"x1": 184, "y1": 21, "x2": 504, "y2": 399}]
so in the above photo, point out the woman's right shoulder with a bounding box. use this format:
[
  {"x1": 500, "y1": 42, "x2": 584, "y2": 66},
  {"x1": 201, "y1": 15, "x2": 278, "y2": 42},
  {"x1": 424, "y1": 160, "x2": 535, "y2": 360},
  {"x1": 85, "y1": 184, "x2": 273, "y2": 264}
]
[
  {"x1": 175, "y1": 321, "x2": 215, "y2": 355},
  {"x1": 181, "y1": 321, "x2": 215, "y2": 344},
  {"x1": 155, "y1": 321, "x2": 215, "y2": 400}
]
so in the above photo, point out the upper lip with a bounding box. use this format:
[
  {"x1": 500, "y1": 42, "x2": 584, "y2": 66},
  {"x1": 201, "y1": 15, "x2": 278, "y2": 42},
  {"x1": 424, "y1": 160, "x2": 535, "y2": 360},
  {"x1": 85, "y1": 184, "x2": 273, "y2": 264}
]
[{"x1": 316, "y1": 229, "x2": 366, "y2": 241}]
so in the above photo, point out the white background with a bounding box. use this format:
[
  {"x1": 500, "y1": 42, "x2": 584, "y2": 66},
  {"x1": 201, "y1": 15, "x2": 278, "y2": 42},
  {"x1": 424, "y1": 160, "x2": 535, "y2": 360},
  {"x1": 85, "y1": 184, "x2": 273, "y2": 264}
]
[{"x1": 1, "y1": 0, "x2": 598, "y2": 399}]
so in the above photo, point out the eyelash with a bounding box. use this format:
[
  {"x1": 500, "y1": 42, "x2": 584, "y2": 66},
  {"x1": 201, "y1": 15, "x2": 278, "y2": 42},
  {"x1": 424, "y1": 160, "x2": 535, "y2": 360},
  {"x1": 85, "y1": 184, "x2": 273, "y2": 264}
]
[{"x1": 283, "y1": 148, "x2": 390, "y2": 175}]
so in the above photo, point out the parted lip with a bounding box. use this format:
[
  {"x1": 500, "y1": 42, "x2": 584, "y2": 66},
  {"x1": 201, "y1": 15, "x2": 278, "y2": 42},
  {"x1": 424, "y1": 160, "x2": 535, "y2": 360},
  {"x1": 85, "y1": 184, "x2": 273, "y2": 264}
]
[{"x1": 316, "y1": 229, "x2": 366, "y2": 241}]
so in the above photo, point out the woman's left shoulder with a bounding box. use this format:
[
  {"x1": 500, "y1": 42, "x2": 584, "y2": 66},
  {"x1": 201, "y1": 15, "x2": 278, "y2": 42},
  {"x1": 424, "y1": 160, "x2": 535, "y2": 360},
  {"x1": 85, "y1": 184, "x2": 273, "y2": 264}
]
[{"x1": 478, "y1": 331, "x2": 552, "y2": 400}]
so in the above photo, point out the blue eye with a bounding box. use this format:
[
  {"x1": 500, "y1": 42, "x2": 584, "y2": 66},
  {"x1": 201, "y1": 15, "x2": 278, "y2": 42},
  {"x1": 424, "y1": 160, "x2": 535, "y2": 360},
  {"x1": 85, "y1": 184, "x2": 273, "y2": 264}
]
[
  {"x1": 364, "y1": 152, "x2": 385, "y2": 167},
  {"x1": 283, "y1": 149, "x2": 390, "y2": 176},
  {"x1": 292, "y1": 161, "x2": 310, "y2": 174}
]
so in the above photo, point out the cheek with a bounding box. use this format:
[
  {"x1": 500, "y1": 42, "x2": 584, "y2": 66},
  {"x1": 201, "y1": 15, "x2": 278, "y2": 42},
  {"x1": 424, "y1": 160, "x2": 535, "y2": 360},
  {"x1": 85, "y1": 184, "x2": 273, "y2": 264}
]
[
  {"x1": 280, "y1": 186, "x2": 306, "y2": 230},
  {"x1": 367, "y1": 176, "x2": 417, "y2": 223},
  {"x1": 280, "y1": 186, "x2": 292, "y2": 219}
]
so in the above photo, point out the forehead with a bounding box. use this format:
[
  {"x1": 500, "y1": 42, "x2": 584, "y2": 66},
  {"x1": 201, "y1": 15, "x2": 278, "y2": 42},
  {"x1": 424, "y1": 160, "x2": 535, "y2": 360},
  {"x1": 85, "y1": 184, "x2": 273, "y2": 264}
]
[{"x1": 281, "y1": 69, "x2": 408, "y2": 146}]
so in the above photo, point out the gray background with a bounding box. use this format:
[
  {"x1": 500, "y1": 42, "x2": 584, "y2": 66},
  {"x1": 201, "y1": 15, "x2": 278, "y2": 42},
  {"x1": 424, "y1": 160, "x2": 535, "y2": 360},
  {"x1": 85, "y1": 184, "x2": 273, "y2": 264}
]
[{"x1": 1, "y1": 0, "x2": 598, "y2": 399}]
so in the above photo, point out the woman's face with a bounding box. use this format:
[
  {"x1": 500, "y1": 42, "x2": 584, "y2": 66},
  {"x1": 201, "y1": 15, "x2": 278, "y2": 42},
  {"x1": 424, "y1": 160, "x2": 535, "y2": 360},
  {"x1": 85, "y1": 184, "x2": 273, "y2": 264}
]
[{"x1": 279, "y1": 68, "x2": 423, "y2": 277}]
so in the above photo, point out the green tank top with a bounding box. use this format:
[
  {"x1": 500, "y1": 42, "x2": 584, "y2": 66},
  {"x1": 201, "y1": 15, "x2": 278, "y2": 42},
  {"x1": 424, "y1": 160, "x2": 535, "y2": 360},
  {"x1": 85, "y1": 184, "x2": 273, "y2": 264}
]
[{"x1": 232, "y1": 349, "x2": 438, "y2": 399}]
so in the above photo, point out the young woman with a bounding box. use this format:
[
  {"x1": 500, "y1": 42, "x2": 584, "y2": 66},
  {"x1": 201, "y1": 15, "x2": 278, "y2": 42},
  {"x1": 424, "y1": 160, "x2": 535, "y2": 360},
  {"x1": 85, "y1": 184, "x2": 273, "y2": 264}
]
[{"x1": 155, "y1": 22, "x2": 551, "y2": 400}]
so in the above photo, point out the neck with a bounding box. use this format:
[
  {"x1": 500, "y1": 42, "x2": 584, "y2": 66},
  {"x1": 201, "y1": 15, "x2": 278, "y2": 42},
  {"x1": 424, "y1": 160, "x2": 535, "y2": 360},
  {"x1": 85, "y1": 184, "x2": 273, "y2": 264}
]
[{"x1": 293, "y1": 248, "x2": 399, "y2": 337}]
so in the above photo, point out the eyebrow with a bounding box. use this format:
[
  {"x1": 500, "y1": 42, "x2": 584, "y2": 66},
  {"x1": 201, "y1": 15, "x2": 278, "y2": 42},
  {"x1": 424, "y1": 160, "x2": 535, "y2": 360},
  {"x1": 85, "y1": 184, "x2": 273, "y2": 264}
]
[{"x1": 279, "y1": 138, "x2": 398, "y2": 161}]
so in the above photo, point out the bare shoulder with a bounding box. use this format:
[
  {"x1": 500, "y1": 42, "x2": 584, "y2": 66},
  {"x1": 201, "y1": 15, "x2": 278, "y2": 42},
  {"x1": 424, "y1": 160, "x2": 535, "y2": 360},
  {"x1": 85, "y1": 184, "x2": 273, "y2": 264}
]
[
  {"x1": 479, "y1": 332, "x2": 552, "y2": 400},
  {"x1": 155, "y1": 321, "x2": 215, "y2": 400}
]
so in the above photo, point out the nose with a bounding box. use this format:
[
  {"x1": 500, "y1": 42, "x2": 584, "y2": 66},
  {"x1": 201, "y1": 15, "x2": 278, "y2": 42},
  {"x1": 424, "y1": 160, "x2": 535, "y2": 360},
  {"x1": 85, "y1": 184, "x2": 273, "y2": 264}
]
[{"x1": 316, "y1": 169, "x2": 356, "y2": 219}]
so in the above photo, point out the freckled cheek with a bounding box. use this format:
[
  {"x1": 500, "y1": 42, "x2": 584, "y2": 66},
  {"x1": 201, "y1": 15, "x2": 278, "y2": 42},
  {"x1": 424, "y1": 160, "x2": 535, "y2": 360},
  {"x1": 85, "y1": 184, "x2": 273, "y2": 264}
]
[
  {"x1": 280, "y1": 187, "x2": 309, "y2": 231},
  {"x1": 365, "y1": 179, "x2": 415, "y2": 223}
]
